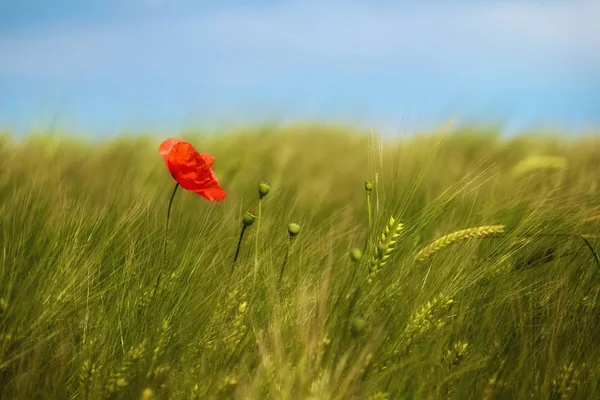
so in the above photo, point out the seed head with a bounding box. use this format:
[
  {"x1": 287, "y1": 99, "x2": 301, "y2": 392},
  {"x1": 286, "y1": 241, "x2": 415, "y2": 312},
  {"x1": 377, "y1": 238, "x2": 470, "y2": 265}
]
[
  {"x1": 242, "y1": 211, "x2": 257, "y2": 227},
  {"x1": 258, "y1": 180, "x2": 271, "y2": 198},
  {"x1": 288, "y1": 222, "x2": 301, "y2": 238},
  {"x1": 365, "y1": 180, "x2": 373, "y2": 193},
  {"x1": 350, "y1": 248, "x2": 363, "y2": 262}
]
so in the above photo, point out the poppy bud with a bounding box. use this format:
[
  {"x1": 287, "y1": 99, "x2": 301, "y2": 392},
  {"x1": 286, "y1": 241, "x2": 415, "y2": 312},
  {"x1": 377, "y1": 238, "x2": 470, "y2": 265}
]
[
  {"x1": 242, "y1": 211, "x2": 257, "y2": 227},
  {"x1": 365, "y1": 180, "x2": 373, "y2": 193},
  {"x1": 349, "y1": 248, "x2": 362, "y2": 262},
  {"x1": 288, "y1": 222, "x2": 301, "y2": 239},
  {"x1": 141, "y1": 388, "x2": 156, "y2": 400},
  {"x1": 258, "y1": 181, "x2": 271, "y2": 198},
  {"x1": 351, "y1": 317, "x2": 367, "y2": 336}
]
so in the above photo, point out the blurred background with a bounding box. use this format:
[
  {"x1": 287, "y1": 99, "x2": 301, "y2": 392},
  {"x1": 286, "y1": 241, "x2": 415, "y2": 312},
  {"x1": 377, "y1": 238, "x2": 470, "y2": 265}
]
[{"x1": 0, "y1": 0, "x2": 599, "y2": 137}]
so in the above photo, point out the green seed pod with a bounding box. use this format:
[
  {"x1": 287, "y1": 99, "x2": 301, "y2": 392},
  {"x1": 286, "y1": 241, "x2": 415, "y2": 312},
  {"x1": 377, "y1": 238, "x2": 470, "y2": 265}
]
[
  {"x1": 365, "y1": 180, "x2": 373, "y2": 193},
  {"x1": 350, "y1": 248, "x2": 363, "y2": 262},
  {"x1": 351, "y1": 317, "x2": 367, "y2": 336},
  {"x1": 141, "y1": 388, "x2": 156, "y2": 400},
  {"x1": 258, "y1": 181, "x2": 271, "y2": 198},
  {"x1": 288, "y1": 222, "x2": 301, "y2": 238},
  {"x1": 242, "y1": 211, "x2": 257, "y2": 227}
]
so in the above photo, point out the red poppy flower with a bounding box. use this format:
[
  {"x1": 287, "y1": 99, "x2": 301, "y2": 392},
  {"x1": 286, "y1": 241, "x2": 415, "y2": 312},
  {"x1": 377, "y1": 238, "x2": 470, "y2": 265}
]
[{"x1": 159, "y1": 138, "x2": 226, "y2": 201}]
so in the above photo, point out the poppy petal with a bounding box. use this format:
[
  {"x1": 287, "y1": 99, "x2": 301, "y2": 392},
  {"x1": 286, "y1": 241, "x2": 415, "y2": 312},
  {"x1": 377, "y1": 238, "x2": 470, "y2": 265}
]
[
  {"x1": 194, "y1": 186, "x2": 227, "y2": 201},
  {"x1": 199, "y1": 153, "x2": 215, "y2": 167},
  {"x1": 159, "y1": 138, "x2": 181, "y2": 158},
  {"x1": 159, "y1": 138, "x2": 226, "y2": 201}
]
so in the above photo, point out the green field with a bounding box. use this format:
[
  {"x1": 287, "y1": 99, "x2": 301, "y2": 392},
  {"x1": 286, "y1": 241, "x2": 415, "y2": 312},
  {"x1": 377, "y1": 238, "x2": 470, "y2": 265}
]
[{"x1": 1, "y1": 124, "x2": 600, "y2": 399}]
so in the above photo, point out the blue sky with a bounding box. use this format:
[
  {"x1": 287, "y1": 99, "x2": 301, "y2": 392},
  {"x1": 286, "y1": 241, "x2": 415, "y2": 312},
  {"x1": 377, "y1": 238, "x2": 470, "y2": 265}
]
[{"x1": 1, "y1": 0, "x2": 599, "y2": 136}]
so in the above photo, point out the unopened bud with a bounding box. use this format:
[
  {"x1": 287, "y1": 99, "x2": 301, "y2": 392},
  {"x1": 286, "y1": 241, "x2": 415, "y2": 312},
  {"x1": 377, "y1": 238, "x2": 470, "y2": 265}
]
[
  {"x1": 351, "y1": 317, "x2": 367, "y2": 336},
  {"x1": 288, "y1": 222, "x2": 301, "y2": 238},
  {"x1": 141, "y1": 388, "x2": 155, "y2": 400},
  {"x1": 242, "y1": 211, "x2": 257, "y2": 227},
  {"x1": 258, "y1": 181, "x2": 271, "y2": 198},
  {"x1": 349, "y1": 248, "x2": 362, "y2": 262}
]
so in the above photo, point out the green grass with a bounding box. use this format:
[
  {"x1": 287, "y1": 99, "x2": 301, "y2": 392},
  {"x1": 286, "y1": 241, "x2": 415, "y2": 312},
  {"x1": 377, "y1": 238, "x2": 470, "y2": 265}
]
[{"x1": 1, "y1": 123, "x2": 600, "y2": 399}]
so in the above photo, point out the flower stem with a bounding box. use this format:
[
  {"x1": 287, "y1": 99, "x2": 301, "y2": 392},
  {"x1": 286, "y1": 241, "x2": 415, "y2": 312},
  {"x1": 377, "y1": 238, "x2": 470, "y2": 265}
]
[
  {"x1": 343, "y1": 286, "x2": 362, "y2": 343},
  {"x1": 515, "y1": 232, "x2": 600, "y2": 272},
  {"x1": 154, "y1": 182, "x2": 179, "y2": 296},
  {"x1": 253, "y1": 198, "x2": 262, "y2": 285},
  {"x1": 232, "y1": 226, "x2": 247, "y2": 273},
  {"x1": 363, "y1": 190, "x2": 372, "y2": 254},
  {"x1": 462, "y1": 231, "x2": 599, "y2": 273},
  {"x1": 278, "y1": 239, "x2": 293, "y2": 288}
]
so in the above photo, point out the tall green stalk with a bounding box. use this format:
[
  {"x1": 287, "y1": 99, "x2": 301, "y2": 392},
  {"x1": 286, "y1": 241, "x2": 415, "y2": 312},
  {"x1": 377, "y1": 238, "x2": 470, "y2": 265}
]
[
  {"x1": 232, "y1": 211, "x2": 256, "y2": 273},
  {"x1": 253, "y1": 199, "x2": 262, "y2": 285},
  {"x1": 253, "y1": 181, "x2": 270, "y2": 285},
  {"x1": 517, "y1": 232, "x2": 600, "y2": 272},
  {"x1": 279, "y1": 223, "x2": 301, "y2": 289},
  {"x1": 278, "y1": 239, "x2": 293, "y2": 288},
  {"x1": 348, "y1": 248, "x2": 363, "y2": 289},
  {"x1": 154, "y1": 182, "x2": 179, "y2": 296},
  {"x1": 233, "y1": 226, "x2": 248, "y2": 269},
  {"x1": 363, "y1": 180, "x2": 373, "y2": 254},
  {"x1": 333, "y1": 248, "x2": 362, "y2": 315}
]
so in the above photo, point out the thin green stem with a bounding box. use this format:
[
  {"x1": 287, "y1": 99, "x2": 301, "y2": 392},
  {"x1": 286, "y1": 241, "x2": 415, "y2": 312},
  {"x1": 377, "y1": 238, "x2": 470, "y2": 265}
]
[
  {"x1": 343, "y1": 286, "x2": 362, "y2": 345},
  {"x1": 363, "y1": 192, "x2": 372, "y2": 254},
  {"x1": 483, "y1": 231, "x2": 600, "y2": 273},
  {"x1": 335, "y1": 256, "x2": 361, "y2": 320},
  {"x1": 349, "y1": 261, "x2": 358, "y2": 289},
  {"x1": 154, "y1": 182, "x2": 179, "y2": 296},
  {"x1": 253, "y1": 198, "x2": 263, "y2": 286},
  {"x1": 416, "y1": 231, "x2": 599, "y2": 274},
  {"x1": 231, "y1": 226, "x2": 247, "y2": 273},
  {"x1": 579, "y1": 236, "x2": 600, "y2": 271},
  {"x1": 278, "y1": 239, "x2": 294, "y2": 288},
  {"x1": 515, "y1": 233, "x2": 600, "y2": 272}
]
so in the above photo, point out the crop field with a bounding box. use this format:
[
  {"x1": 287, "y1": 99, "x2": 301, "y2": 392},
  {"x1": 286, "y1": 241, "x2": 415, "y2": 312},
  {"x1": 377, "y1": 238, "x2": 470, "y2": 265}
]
[{"x1": 1, "y1": 124, "x2": 600, "y2": 399}]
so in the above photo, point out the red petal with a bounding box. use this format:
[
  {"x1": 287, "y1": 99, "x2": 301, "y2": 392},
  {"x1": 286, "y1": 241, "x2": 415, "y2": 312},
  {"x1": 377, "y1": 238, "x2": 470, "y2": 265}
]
[
  {"x1": 194, "y1": 186, "x2": 227, "y2": 201},
  {"x1": 199, "y1": 153, "x2": 215, "y2": 167},
  {"x1": 160, "y1": 139, "x2": 226, "y2": 201},
  {"x1": 159, "y1": 138, "x2": 181, "y2": 159}
]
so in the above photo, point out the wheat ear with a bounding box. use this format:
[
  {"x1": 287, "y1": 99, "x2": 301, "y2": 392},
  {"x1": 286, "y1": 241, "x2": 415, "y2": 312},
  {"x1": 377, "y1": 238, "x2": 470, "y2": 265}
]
[
  {"x1": 511, "y1": 155, "x2": 567, "y2": 177},
  {"x1": 369, "y1": 216, "x2": 404, "y2": 277},
  {"x1": 414, "y1": 225, "x2": 505, "y2": 262}
]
